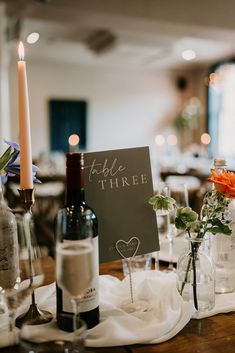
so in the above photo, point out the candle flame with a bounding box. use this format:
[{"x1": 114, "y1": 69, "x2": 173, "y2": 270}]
[{"x1": 18, "y1": 41, "x2": 25, "y2": 61}]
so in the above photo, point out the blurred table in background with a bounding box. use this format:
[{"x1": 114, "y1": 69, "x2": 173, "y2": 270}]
[
  {"x1": 160, "y1": 168, "x2": 210, "y2": 183},
  {"x1": 159, "y1": 168, "x2": 210, "y2": 213}
]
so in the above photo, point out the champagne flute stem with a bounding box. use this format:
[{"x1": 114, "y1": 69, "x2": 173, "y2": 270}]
[
  {"x1": 153, "y1": 252, "x2": 159, "y2": 270},
  {"x1": 71, "y1": 297, "x2": 80, "y2": 331},
  {"x1": 168, "y1": 238, "x2": 174, "y2": 270},
  {"x1": 8, "y1": 309, "x2": 17, "y2": 345},
  {"x1": 8, "y1": 309, "x2": 15, "y2": 332},
  {"x1": 31, "y1": 291, "x2": 35, "y2": 306}
]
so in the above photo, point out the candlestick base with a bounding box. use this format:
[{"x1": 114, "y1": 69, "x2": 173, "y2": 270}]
[
  {"x1": 16, "y1": 189, "x2": 53, "y2": 326},
  {"x1": 18, "y1": 188, "x2": 35, "y2": 212},
  {"x1": 15, "y1": 304, "x2": 52, "y2": 328}
]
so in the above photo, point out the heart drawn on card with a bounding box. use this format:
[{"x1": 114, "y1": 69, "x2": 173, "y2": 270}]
[{"x1": 115, "y1": 236, "x2": 140, "y2": 259}]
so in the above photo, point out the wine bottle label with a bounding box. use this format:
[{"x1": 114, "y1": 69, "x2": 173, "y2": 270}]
[
  {"x1": 0, "y1": 223, "x2": 19, "y2": 289},
  {"x1": 62, "y1": 236, "x2": 99, "y2": 313}
]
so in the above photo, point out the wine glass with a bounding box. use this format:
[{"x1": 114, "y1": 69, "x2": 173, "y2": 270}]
[
  {"x1": 158, "y1": 182, "x2": 188, "y2": 273},
  {"x1": 0, "y1": 210, "x2": 44, "y2": 344},
  {"x1": 56, "y1": 209, "x2": 94, "y2": 333}
]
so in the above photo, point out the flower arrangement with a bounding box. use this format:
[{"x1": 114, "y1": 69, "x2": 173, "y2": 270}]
[
  {"x1": 0, "y1": 140, "x2": 40, "y2": 185},
  {"x1": 149, "y1": 168, "x2": 235, "y2": 310}
]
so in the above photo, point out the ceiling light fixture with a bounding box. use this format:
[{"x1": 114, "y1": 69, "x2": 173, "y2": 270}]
[
  {"x1": 26, "y1": 32, "x2": 40, "y2": 44},
  {"x1": 181, "y1": 49, "x2": 196, "y2": 61},
  {"x1": 85, "y1": 29, "x2": 117, "y2": 55}
]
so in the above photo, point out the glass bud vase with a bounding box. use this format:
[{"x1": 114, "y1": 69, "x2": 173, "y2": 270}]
[
  {"x1": 176, "y1": 237, "x2": 215, "y2": 315},
  {"x1": 0, "y1": 178, "x2": 18, "y2": 290}
]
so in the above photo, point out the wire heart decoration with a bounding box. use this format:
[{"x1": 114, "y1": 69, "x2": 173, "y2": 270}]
[
  {"x1": 115, "y1": 236, "x2": 141, "y2": 303},
  {"x1": 115, "y1": 236, "x2": 140, "y2": 259}
]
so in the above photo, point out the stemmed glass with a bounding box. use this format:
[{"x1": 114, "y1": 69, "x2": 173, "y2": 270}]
[
  {"x1": 0, "y1": 210, "x2": 44, "y2": 344},
  {"x1": 56, "y1": 209, "x2": 94, "y2": 333},
  {"x1": 158, "y1": 182, "x2": 188, "y2": 273},
  {"x1": 155, "y1": 207, "x2": 170, "y2": 270}
]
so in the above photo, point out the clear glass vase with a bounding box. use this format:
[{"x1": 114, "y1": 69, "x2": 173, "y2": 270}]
[
  {"x1": 176, "y1": 237, "x2": 215, "y2": 314},
  {"x1": 209, "y1": 199, "x2": 235, "y2": 294},
  {"x1": 210, "y1": 233, "x2": 235, "y2": 293}
]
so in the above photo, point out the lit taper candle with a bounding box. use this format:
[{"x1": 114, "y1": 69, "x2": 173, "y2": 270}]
[{"x1": 18, "y1": 41, "x2": 33, "y2": 189}]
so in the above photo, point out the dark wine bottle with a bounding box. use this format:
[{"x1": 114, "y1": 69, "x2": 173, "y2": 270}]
[{"x1": 56, "y1": 152, "x2": 100, "y2": 331}]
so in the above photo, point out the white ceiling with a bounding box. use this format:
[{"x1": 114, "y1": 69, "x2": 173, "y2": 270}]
[{"x1": 2, "y1": 0, "x2": 235, "y2": 71}]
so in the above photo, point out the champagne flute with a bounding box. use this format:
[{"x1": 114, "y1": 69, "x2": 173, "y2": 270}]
[
  {"x1": 0, "y1": 211, "x2": 44, "y2": 344},
  {"x1": 14, "y1": 211, "x2": 50, "y2": 327},
  {"x1": 56, "y1": 209, "x2": 95, "y2": 333},
  {"x1": 155, "y1": 208, "x2": 170, "y2": 270},
  {"x1": 159, "y1": 182, "x2": 188, "y2": 272}
]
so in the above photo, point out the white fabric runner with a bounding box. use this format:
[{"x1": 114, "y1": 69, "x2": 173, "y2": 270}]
[
  {"x1": 0, "y1": 283, "x2": 56, "y2": 348},
  {"x1": 193, "y1": 290, "x2": 235, "y2": 319},
  {"x1": 1, "y1": 270, "x2": 235, "y2": 348},
  {"x1": 86, "y1": 271, "x2": 193, "y2": 347}
]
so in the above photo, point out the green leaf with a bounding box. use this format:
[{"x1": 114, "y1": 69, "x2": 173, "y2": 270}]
[
  {"x1": 149, "y1": 194, "x2": 176, "y2": 211},
  {"x1": 209, "y1": 227, "x2": 221, "y2": 234},
  {"x1": 209, "y1": 218, "x2": 232, "y2": 235},
  {"x1": 201, "y1": 207, "x2": 207, "y2": 218},
  {"x1": 0, "y1": 146, "x2": 14, "y2": 171},
  {"x1": 176, "y1": 207, "x2": 198, "y2": 223},
  {"x1": 175, "y1": 217, "x2": 187, "y2": 230},
  {"x1": 214, "y1": 207, "x2": 225, "y2": 213},
  {"x1": 190, "y1": 221, "x2": 201, "y2": 233}
]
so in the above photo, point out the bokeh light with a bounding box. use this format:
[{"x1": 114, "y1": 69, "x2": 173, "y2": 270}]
[
  {"x1": 68, "y1": 134, "x2": 80, "y2": 146},
  {"x1": 167, "y1": 134, "x2": 178, "y2": 146},
  {"x1": 26, "y1": 32, "x2": 40, "y2": 44},
  {"x1": 201, "y1": 133, "x2": 211, "y2": 145},
  {"x1": 155, "y1": 135, "x2": 165, "y2": 146},
  {"x1": 181, "y1": 49, "x2": 196, "y2": 61}
]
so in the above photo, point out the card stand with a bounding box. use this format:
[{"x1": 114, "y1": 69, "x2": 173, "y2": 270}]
[{"x1": 115, "y1": 237, "x2": 150, "y2": 313}]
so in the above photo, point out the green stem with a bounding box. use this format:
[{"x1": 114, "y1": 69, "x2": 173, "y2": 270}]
[
  {"x1": 179, "y1": 231, "x2": 199, "y2": 311},
  {"x1": 180, "y1": 230, "x2": 192, "y2": 296},
  {"x1": 191, "y1": 243, "x2": 198, "y2": 311},
  {"x1": 179, "y1": 256, "x2": 192, "y2": 296}
]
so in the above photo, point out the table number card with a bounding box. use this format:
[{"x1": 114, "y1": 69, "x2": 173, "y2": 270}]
[{"x1": 84, "y1": 146, "x2": 159, "y2": 263}]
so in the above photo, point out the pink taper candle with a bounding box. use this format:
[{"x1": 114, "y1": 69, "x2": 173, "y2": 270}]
[{"x1": 18, "y1": 42, "x2": 33, "y2": 189}]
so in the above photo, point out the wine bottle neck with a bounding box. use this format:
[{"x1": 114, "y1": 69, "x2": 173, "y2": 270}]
[
  {"x1": 65, "y1": 168, "x2": 85, "y2": 206},
  {"x1": 66, "y1": 187, "x2": 85, "y2": 206}
]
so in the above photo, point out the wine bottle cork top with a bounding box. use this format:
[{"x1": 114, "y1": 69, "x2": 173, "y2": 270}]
[
  {"x1": 214, "y1": 159, "x2": 227, "y2": 167},
  {"x1": 66, "y1": 152, "x2": 84, "y2": 168}
]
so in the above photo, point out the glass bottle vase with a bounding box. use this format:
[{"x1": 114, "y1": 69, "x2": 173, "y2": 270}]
[
  {"x1": 209, "y1": 198, "x2": 235, "y2": 294},
  {"x1": 0, "y1": 178, "x2": 18, "y2": 290},
  {"x1": 210, "y1": 159, "x2": 235, "y2": 293},
  {"x1": 176, "y1": 237, "x2": 215, "y2": 314}
]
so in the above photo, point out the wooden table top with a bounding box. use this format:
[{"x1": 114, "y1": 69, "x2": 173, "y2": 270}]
[{"x1": 1, "y1": 257, "x2": 235, "y2": 353}]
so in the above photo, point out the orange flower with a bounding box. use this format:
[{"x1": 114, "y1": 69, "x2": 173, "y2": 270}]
[{"x1": 208, "y1": 169, "x2": 235, "y2": 198}]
